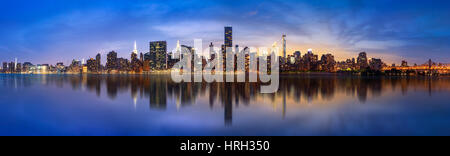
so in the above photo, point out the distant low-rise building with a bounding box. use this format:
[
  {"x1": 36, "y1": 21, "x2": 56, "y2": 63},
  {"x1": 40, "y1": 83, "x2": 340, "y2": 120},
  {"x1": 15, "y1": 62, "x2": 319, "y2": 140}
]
[{"x1": 401, "y1": 60, "x2": 408, "y2": 67}]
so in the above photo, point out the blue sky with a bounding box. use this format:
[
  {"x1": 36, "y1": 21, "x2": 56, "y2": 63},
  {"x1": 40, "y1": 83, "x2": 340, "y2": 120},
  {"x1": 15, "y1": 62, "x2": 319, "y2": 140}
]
[{"x1": 0, "y1": 0, "x2": 449, "y2": 65}]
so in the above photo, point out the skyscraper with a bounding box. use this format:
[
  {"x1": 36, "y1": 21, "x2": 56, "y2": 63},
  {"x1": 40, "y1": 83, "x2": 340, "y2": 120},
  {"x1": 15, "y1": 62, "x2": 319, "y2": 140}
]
[
  {"x1": 357, "y1": 52, "x2": 368, "y2": 70},
  {"x1": 23, "y1": 62, "x2": 33, "y2": 73},
  {"x1": 294, "y1": 51, "x2": 301, "y2": 59},
  {"x1": 2, "y1": 62, "x2": 7, "y2": 73},
  {"x1": 320, "y1": 54, "x2": 336, "y2": 72},
  {"x1": 175, "y1": 40, "x2": 182, "y2": 59},
  {"x1": 117, "y1": 58, "x2": 130, "y2": 71},
  {"x1": 370, "y1": 58, "x2": 383, "y2": 71},
  {"x1": 282, "y1": 34, "x2": 287, "y2": 61},
  {"x1": 87, "y1": 58, "x2": 98, "y2": 72},
  {"x1": 224, "y1": 26, "x2": 232, "y2": 48},
  {"x1": 106, "y1": 51, "x2": 118, "y2": 71},
  {"x1": 14, "y1": 58, "x2": 17, "y2": 70},
  {"x1": 150, "y1": 41, "x2": 167, "y2": 70},
  {"x1": 144, "y1": 52, "x2": 151, "y2": 61},
  {"x1": 131, "y1": 52, "x2": 138, "y2": 63},
  {"x1": 303, "y1": 49, "x2": 319, "y2": 71},
  {"x1": 8, "y1": 62, "x2": 15, "y2": 73},
  {"x1": 222, "y1": 27, "x2": 233, "y2": 71},
  {"x1": 96, "y1": 53, "x2": 101, "y2": 71},
  {"x1": 209, "y1": 42, "x2": 214, "y2": 59},
  {"x1": 16, "y1": 63, "x2": 21, "y2": 73},
  {"x1": 131, "y1": 48, "x2": 142, "y2": 72}
]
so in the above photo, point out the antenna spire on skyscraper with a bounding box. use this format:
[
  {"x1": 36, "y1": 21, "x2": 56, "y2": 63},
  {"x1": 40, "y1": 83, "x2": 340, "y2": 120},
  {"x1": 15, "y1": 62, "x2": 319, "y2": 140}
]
[{"x1": 133, "y1": 41, "x2": 138, "y2": 54}]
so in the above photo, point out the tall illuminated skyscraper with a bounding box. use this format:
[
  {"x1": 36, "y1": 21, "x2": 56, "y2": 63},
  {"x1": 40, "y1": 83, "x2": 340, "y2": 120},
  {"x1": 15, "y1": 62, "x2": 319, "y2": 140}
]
[
  {"x1": 282, "y1": 34, "x2": 287, "y2": 62},
  {"x1": 176, "y1": 40, "x2": 181, "y2": 59},
  {"x1": 222, "y1": 27, "x2": 233, "y2": 71},
  {"x1": 209, "y1": 42, "x2": 214, "y2": 59},
  {"x1": 130, "y1": 41, "x2": 143, "y2": 72},
  {"x1": 96, "y1": 53, "x2": 101, "y2": 71},
  {"x1": 150, "y1": 41, "x2": 167, "y2": 70},
  {"x1": 224, "y1": 26, "x2": 232, "y2": 48}
]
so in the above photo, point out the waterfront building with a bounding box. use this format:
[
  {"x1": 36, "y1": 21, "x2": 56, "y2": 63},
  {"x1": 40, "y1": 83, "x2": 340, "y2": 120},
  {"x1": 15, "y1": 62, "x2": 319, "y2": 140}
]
[
  {"x1": 294, "y1": 51, "x2": 301, "y2": 60},
  {"x1": 117, "y1": 58, "x2": 130, "y2": 72},
  {"x1": 8, "y1": 62, "x2": 15, "y2": 73},
  {"x1": 401, "y1": 60, "x2": 408, "y2": 67},
  {"x1": 209, "y1": 42, "x2": 214, "y2": 59},
  {"x1": 2, "y1": 62, "x2": 7, "y2": 73},
  {"x1": 369, "y1": 58, "x2": 383, "y2": 71},
  {"x1": 320, "y1": 54, "x2": 336, "y2": 72},
  {"x1": 225, "y1": 26, "x2": 232, "y2": 48},
  {"x1": 357, "y1": 52, "x2": 369, "y2": 70},
  {"x1": 166, "y1": 52, "x2": 179, "y2": 70},
  {"x1": 106, "y1": 51, "x2": 118, "y2": 71},
  {"x1": 302, "y1": 49, "x2": 319, "y2": 71},
  {"x1": 282, "y1": 34, "x2": 287, "y2": 63},
  {"x1": 130, "y1": 41, "x2": 143, "y2": 72},
  {"x1": 38, "y1": 64, "x2": 49, "y2": 73},
  {"x1": 82, "y1": 65, "x2": 88, "y2": 73},
  {"x1": 222, "y1": 27, "x2": 233, "y2": 71},
  {"x1": 144, "y1": 52, "x2": 152, "y2": 61},
  {"x1": 56, "y1": 62, "x2": 65, "y2": 72},
  {"x1": 67, "y1": 60, "x2": 81, "y2": 73},
  {"x1": 150, "y1": 41, "x2": 167, "y2": 70},
  {"x1": 96, "y1": 53, "x2": 101, "y2": 72},
  {"x1": 181, "y1": 44, "x2": 194, "y2": 68},
  {"x1": 131, "y1": 52, "x2": 142, "y2": 72},
  {"x1": 87, "y1": 58, "x2": 98, "y2": 72},
  {"x1": 22, "y1": 62, "x2": 33, "y2": 73},
  {"x1": 16, "y1": 63, "x2": 22, "y2": 73}
]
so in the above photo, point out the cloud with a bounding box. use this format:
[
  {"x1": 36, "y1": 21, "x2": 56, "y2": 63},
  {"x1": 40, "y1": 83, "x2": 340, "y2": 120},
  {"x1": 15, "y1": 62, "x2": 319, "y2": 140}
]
[
  {"x1": 152, "y1": 21, "x2": 225, "y2": 39},
  {"x1": 244, "y1": 11, "x2": 259, "y2": 17},
  {"x1": 353, "y1": 40, "x2": 406, "y2": 50},
  {"x1": 0, "y1": 0, "x2": 450, "y2": 64}
]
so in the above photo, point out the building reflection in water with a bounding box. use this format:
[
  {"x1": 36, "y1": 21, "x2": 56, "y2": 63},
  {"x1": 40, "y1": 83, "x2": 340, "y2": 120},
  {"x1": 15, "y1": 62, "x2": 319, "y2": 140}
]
[{"x1": 2, "y1": 74, "x2": 450, "y2": 126}]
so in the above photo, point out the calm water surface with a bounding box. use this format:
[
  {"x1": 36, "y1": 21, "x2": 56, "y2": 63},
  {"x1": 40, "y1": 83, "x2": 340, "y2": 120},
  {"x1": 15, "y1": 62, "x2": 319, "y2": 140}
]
[{"x1": 1, "y1": 74, "x2": 450, "y2": 136}]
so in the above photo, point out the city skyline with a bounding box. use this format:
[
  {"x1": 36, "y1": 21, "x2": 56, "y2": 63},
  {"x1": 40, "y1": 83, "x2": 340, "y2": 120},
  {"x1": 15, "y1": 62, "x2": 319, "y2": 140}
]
[
  {"x1": 1, "y1": 26, "x2": 448, "y2": 70},
  {"x1": 1, "y1": 0, "x2": 450, "y2": 65}
]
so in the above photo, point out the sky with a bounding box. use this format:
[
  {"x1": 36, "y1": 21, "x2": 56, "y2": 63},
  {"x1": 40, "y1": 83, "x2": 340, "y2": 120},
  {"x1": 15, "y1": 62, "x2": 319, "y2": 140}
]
[{"x1": 0, "y1": 0, "x2": 450, "y2": 65}]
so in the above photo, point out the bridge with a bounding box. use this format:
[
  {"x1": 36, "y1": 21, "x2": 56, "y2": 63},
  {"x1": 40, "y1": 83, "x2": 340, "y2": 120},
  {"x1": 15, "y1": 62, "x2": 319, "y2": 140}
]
[{"x1": 381, "y1": 60, "x2": 450, "y2": 76}]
